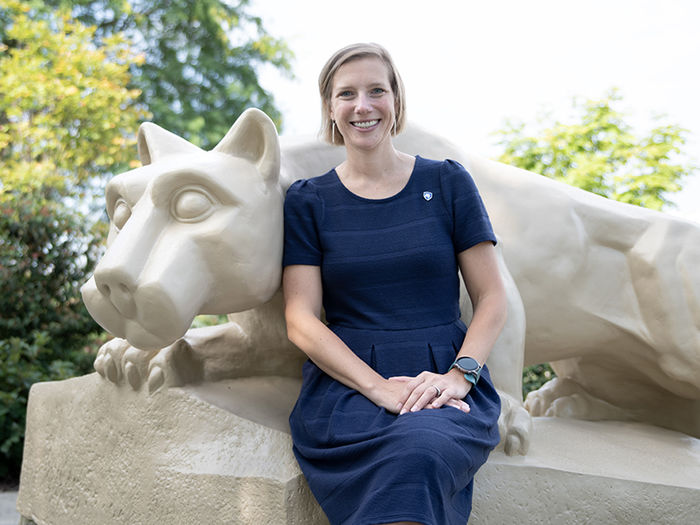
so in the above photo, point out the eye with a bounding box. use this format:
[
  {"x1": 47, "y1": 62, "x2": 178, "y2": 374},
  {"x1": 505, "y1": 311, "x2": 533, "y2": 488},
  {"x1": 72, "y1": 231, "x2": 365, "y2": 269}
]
[
  {"x1": 370, "y1": 87, "x2": 386, "y2": 96},
  {"x1": 171, "y1": 186, "x2": 217, "y2": 222},
  {"x1": 112, "y1": 199, "x2": 132, "y2": 231},
  {"x1": 337, "y1": 90, "x2": 353, "y2": 98}
]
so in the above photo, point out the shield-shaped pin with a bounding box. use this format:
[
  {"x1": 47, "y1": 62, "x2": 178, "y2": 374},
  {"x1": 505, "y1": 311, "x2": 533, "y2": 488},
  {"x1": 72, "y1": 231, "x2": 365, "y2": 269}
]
[{"x1": 423, "y1": 191, "x2": 433, "y2": 201}]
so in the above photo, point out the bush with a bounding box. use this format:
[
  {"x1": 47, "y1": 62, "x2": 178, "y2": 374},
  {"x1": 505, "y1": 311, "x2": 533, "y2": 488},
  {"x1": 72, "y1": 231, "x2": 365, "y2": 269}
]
[
  {"x1": 0, "y1": 194, "x2": 104, "y2": 482},
  {"x1": 522, "y1": 363, "x2": 556, "y2": 399}
]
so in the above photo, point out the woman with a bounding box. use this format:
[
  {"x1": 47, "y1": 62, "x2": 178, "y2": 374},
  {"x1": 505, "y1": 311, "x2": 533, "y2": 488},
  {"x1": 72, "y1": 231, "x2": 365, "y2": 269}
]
[{"x1": 283, "y1": 43, "x2": 507, "y2": 525}]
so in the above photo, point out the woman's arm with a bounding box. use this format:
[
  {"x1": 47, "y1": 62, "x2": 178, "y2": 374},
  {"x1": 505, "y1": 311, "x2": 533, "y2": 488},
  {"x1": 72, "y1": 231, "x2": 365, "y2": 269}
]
[
  {"x1": 398, "y1": 241, "x2": 507, "y2": 413},
  {"x1": 454, "y1": 241, "x2": 508, "y2": 365},
  {"x1": 283, "y1": 264, "x2": 410, "y2": 413}
]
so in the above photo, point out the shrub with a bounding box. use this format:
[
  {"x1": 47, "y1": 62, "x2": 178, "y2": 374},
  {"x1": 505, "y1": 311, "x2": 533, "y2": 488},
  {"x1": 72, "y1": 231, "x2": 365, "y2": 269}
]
[
  {"x1": 522, "y1": 363, "x2": 556, "y2": 399},
  {"x1": 0, "y1": 194, "x2": 104, "y2": 481}
]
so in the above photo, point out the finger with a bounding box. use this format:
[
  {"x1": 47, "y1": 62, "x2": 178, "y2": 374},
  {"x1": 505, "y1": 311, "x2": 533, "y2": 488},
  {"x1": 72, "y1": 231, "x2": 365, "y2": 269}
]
[
  {"x1": 403, "y1": 371, "x2": 441, "y2": 395},
  {"x1": 408, "y1": 384, "x2": 442, "y2": 413},
  {"x1": 391, "y1": 378, "x2": 419, "y2": 412},
  {"x1": 430, "y1": 391, "x2": 449, "y2": 409},
  {"x1": 399, "y1": 378, "x2": 426, "y2": 410},
  {"x1": 445, "y1": 398, "x2": 471, "y2": 413},
  {"x1": 403, "y1": 374, "x2": 426, "y2": 391},
  {"x1": 400, "y1": 382, "x2": 428, "y2": 414},
  {"x1": 387, "y1": 376, "x2": 412, "y2": 383}
]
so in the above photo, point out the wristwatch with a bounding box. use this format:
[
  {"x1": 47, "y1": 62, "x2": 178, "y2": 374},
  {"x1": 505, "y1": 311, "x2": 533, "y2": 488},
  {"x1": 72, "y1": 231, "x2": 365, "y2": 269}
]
[{"x1": 450, "y1": 356, "x2": 482, "y2": 385}]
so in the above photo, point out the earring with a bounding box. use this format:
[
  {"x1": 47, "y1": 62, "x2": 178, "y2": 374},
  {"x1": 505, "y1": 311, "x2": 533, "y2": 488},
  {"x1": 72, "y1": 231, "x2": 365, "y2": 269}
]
[
  {"x1": 332, "y1": 120, "x2": 337, "y2": 144},
  {"x1": 392, "y1": 119, "x2": 397, "y2": 136}
]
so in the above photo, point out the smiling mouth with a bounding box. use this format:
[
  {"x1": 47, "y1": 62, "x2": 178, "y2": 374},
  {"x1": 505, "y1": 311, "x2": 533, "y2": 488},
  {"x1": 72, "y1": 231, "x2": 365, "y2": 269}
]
[{"x1": 351, "y1": 119, "x2": 379, "y2": 129}]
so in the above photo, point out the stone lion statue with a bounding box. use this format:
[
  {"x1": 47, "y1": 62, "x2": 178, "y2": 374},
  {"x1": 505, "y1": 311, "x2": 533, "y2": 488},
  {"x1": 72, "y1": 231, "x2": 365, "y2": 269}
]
[{"x1": 81, "y1": 108, "x2": 700, "y2": 457}]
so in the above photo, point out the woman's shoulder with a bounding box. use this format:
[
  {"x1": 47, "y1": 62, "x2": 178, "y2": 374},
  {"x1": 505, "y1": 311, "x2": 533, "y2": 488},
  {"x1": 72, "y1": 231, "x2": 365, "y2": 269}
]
[
  {"x1": 414, "y1": 156, "x2": 475, "y2": 188},
  {"x1": 286, "y1": 170, "x2": 335, "y2": 199},
  {"x1": 414, "y1": 155, "x2": 467, "y2": 173}
]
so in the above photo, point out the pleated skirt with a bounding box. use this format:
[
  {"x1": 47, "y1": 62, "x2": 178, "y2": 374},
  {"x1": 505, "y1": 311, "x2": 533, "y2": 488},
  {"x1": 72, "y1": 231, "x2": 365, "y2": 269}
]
[{"x1": 289, "y1": 320, "x2": 501, "y2": 525}]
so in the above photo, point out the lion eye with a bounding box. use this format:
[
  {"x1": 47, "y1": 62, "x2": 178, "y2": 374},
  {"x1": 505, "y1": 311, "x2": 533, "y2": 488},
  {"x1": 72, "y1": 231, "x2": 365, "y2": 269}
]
[
  {"x1": 171, "y1": 187, "x2": 216, "y2": 222},
  {"x1": 112, "y1": 199, "x2": 132, "y2": 230}
]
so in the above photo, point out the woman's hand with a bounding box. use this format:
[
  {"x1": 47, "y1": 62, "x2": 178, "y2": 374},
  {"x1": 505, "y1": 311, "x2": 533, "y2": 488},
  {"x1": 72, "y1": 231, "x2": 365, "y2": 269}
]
[
  {"x1": 368, "y1": 378, "x2": 416, "y2": 414},
  {"x1": 390, "y1": 369, "x2": 472, "y2": 415}
]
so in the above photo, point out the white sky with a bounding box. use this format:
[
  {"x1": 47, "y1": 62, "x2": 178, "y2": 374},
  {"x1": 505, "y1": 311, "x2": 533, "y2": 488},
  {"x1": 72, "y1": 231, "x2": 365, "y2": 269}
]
[{"x1": 252, "y1": 0, "x2": 699, "y2": 221}]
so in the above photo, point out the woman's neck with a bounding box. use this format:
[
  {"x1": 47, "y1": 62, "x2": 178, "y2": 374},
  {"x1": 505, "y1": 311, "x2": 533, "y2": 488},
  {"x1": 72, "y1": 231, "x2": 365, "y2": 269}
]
[
  {"x1": 341, "y1": 140, "x2": 406, "y2": 181},
  {"x1": 337, "y1": 141, "x2": 415, "y2": 199}
]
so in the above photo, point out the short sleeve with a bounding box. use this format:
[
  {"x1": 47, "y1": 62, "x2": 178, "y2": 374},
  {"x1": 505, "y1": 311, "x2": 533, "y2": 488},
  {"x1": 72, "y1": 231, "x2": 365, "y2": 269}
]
[
  {"x1": 283, "y1": 179, "x2": 323, "y2": 267},
  {"x1": 439, "y1": 159, "x2": 497, "y2": 253}
]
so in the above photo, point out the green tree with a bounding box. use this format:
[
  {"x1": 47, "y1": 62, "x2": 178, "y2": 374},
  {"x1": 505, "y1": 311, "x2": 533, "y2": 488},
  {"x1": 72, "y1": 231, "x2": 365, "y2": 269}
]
[
  {"x1": 0, "y1": 197, "x2": 107, "y2": 481},
  {"x1": 495, "y1": 89, "x2": 695, "y2": 211},
  {"x1": 22, "y1": 0, "x2": 294, "y2": 148},
  {"x1": 0, "y1": 0, "x2": 146, "y2": 481},
  {"x1": 0, "y1": 0, "x2": 147, "y2": 197},
  {"x1": 495, "y1": 90, "x2": 698, "y2": 397}
]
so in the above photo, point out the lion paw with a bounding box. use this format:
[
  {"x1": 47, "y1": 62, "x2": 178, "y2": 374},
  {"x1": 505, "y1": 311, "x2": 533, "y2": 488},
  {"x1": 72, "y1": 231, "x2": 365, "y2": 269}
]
[
  {"x1": 94, "y1": 338, "x2": 158, "y2": 389},
  {"x1": 497, "y1": 392, "x2": 532, "y2": 456},
  {"x1": 146, "y1": 339, "x2": 204, "y2": 394},
  {"x1": 524, "y1": 377, "x2": 585, "y2": 416},
  {"x1": 525, "y1": 377, "x2": 631, "y2": 421},
  {"x1": 94, "y1": 338, "x2": 128, "y2": 383}
]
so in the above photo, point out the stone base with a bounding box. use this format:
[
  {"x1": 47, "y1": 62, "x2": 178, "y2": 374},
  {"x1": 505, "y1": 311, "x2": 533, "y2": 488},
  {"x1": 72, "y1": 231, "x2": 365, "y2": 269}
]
[
  {"x1": 18, "y1": 374, "x2": 700, "y2": 524},
  {"x1": 473, "y1": 418, "x2": 700, "y2": 524},
  {"x1": 18, "y1": 373, "x2": 327, "y2": 525}
]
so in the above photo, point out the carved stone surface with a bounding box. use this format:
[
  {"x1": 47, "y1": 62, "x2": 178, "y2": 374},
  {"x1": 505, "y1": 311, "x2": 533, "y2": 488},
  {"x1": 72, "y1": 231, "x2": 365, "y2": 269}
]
[
  {"x1": 471, "y1": 418, "x2": 700, "y2": 524},
  {"x1": 18, "y1": 374, "x2": 700, "y2": 524},
  {"x1": 17, "y1": 373, "x2": 328, "y2": 525}
]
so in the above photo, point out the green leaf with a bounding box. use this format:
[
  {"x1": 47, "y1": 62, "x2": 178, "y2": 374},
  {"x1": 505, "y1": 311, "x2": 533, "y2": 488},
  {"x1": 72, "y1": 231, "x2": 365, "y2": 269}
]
[{"x1": 494, "y1": 89, "x2": 697, "y2": 210}]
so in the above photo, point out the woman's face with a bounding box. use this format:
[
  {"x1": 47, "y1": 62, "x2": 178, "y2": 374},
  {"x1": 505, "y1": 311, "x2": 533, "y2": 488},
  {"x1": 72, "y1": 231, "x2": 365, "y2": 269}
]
[{"x1": 329, "y1": 56, "x2": 395, "y2": 151}]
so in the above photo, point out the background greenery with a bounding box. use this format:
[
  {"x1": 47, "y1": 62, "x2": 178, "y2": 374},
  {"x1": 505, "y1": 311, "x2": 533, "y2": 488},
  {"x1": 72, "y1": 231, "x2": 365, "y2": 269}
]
[{"x1": 0, "y1": 0, "x2": 696, "y2": 484}]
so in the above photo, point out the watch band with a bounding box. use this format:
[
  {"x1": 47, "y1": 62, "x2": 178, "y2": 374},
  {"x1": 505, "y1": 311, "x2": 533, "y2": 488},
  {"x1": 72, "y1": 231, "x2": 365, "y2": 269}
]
[
  {"x1": 450, "y1": 357, "x2": 482, "y2": 385},
  {"x1": 461, "y1": 371, "x2": 479, "y2": 385}
]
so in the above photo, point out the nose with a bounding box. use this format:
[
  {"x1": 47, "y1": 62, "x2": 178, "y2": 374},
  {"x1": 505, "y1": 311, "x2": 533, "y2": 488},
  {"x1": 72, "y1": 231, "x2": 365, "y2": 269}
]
[
  {"x1": 355, "y1": 92, "x2": 372, "y2": 113},
  {"x1": 94, "y1": 268, "x2": 138, "y2": 318},
  {"x1": 91, "y1": 202, "x2": 164, "y2": 319}
]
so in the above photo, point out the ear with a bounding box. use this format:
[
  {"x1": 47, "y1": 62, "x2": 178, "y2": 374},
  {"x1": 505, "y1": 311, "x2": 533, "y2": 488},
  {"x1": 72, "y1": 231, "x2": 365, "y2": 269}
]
[
  {"x1": 213, "y1": 108, "x2": 280, "y2": 184},
  {"x1": 137, "y1": 122, "x2": 203, "y2": 165}
]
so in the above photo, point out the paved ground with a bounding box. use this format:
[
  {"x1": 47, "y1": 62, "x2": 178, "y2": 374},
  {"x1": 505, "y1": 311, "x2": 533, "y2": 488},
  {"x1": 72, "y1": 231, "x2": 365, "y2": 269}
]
[{"x1": 0, "y1": 492, "x2": 19, "y2": 525}]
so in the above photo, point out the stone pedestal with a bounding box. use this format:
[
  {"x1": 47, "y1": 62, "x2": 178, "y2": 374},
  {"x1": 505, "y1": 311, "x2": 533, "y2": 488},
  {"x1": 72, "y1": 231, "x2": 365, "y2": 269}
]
[
  {"x1": 18, "y1": 373, "x2": 327, "y2": 525},
  {"x1": 18, "y1": 374, "x2": 700, "y2": 524},
  {"x1": 472, "y1": 418, "x2": 700, "y2": 524}
]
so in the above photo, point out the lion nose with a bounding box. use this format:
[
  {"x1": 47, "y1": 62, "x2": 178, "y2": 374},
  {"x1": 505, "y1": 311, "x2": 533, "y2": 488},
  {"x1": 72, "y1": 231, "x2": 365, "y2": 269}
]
[{"x1": 94, "y1": 269, "x2": 138, "y2": 319}]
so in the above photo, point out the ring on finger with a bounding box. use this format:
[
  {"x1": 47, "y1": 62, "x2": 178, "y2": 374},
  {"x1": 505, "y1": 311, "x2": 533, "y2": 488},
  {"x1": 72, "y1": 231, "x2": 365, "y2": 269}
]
[{"x1": 432, "y1": 385, "x2": 441, "y2": 397}]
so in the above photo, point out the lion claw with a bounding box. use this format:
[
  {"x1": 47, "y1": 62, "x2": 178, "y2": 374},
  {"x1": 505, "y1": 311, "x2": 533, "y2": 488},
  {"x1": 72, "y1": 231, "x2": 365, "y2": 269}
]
[
  {"x1": 125, "y1": 361, "x2": 142, "y2": 390},
  {"x1": 497, "y1": 392, "x2": 532, "y2": 456},
  {"x1": 104, "y1": 353, "x2": 120, "y2": 384},
  {"x1": 147, "y1": 366, "x2": 165, "y2": 394},
  {"x1": 94, "y1": 353, "x2": 105, "y2": 377}
]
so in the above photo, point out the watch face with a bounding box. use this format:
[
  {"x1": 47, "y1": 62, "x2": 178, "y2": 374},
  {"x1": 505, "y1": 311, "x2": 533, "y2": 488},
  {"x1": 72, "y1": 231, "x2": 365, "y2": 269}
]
[{"x1": 455, "y1": 357, "x2": 480, "y2": 372}]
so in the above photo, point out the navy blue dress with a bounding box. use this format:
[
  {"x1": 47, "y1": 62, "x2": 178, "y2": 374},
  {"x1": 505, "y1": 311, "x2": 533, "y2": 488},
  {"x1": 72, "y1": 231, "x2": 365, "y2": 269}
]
[{"x1": 283, "y1": 156, "x2": 501, "y2": 525}]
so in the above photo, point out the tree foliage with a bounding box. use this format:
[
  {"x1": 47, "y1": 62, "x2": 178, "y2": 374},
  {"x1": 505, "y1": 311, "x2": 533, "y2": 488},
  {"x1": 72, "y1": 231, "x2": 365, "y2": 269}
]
[
  {"x1": 1, "y1": 197, "x2": 107, "y2": 480},
  {"x1": 495, "y1": 90, "x2": 696, "y2": 211},
  {"x1": 0, "y1": 0, "x2": 145, "y2": 481},
  {"x1": 0, "y1": 0, "x2": 147, "y2": 198},
  {"x1": 25, "y1": 0, "x2": 293, "y2": 148}
]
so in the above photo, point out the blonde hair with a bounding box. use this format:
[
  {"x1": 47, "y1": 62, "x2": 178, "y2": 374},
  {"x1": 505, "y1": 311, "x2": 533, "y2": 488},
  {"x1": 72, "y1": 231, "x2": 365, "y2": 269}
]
[{"x1": 318, "y1": 43, "x2": 406, "y2": 145}]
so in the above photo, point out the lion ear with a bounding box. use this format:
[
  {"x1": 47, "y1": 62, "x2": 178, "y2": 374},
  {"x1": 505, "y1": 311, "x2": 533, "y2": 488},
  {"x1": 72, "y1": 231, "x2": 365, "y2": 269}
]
[
  {"x1": 214, "y1": 108, "x2": 280, "y2": 184},
  {"x1": 137, "y1": 123, "x2": 203, "y2": 165}
]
